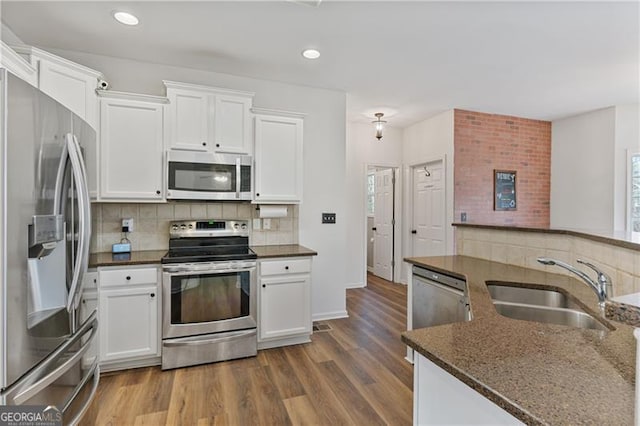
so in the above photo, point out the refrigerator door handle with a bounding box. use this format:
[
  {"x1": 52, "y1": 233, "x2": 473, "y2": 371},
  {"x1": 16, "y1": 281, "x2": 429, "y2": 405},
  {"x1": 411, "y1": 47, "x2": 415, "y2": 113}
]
[
  {"x1": 65, "y1": 133, "x2": 91, "y2": 312},
  {"x1": 10, "y1": 311, "x2": 97, "y2": 405},
  {"x1": 61, "y1": 361, "x2": 99, "y2": 424}
]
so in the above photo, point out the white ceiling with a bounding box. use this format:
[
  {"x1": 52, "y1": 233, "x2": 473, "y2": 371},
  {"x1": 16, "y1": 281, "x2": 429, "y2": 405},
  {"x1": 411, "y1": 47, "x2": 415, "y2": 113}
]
[{"x1": 2, "y1": 1, "x2": 638, "y2": 128}]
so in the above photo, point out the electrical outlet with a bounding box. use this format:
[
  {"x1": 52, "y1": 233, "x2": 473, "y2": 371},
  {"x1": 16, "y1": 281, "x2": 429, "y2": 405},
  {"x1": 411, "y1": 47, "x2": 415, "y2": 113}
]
[
  {"x1": 461, "y1": 212, "x2": 467, "y2": 222},
  {"x1": 263, "y1": 218, "x2": 271, "y2": 230},
  {"x1": 122, "y1": 218, "x2": 134, "y2": 232},
  {"x1": 322, "y1": 213, "x2": 336, "y2": 224},
  {"x1": 252, "y1": 218, "x2": 261, "y2": 230}
]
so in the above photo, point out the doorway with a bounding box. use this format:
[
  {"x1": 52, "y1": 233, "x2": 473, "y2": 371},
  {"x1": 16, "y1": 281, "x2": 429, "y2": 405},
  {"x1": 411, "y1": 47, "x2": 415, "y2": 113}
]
[
  {"x1": 366, "y1": 167, "x2": 397, "y2": 282},
  {"x1": 410, "y1": 159, "x2": 446, "y2": 257}
]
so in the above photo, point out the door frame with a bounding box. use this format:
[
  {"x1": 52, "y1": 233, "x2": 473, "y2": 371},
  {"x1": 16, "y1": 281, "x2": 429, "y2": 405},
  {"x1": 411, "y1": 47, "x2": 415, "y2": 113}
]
[{"x1": 363, "y1": 163, "x2": 403, "y2": 285}]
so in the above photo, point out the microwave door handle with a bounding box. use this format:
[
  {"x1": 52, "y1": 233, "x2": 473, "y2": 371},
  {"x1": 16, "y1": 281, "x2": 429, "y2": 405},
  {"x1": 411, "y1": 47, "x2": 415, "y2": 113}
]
[{"x1": 235, "y1": 157, "x2": 241, "y2": 199}]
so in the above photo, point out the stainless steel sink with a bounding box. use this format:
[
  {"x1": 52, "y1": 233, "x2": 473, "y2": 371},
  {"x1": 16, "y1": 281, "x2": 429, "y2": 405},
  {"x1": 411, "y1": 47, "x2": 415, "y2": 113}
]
[
  {"x1": 487, "y1": 283, "x2": 611, "y2": 332},
  {"x1": 486, "y1": 283, "x2": 579, "y2": 309},
  {"x1": 493, "y1": 302, "x2": 610, "y2": 331}
]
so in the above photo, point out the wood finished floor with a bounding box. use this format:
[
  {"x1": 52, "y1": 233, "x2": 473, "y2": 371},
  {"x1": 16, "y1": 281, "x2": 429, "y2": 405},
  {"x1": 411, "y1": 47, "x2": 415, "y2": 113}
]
[{"x1": 80, "y1": 274, "x2": 412, "y2": 425}]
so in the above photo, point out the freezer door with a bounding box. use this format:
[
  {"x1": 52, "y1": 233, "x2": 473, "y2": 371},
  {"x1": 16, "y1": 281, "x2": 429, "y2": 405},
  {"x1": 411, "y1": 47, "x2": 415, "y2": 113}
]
[{"x1": 0, "y1": 311, "x2": 99, "y2": 425}]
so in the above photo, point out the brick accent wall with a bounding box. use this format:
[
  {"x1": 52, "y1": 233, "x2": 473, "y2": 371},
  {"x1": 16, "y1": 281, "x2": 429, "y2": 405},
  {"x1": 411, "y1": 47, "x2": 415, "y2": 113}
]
[{"x1": 454, "y1": 109, "x2": 551, "y2": 226}]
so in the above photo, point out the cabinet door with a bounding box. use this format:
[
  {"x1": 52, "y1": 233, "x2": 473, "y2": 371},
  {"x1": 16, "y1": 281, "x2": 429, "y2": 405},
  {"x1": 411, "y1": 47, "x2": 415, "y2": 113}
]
[
  {"x1": 100, "y1": 97, "x2": 164, "y2": 200},
  {"x1": 254, "y1": 115, "x2": 303, "y2": 203},
  {"x1": 38, "y1": 58, "x2": 98, "y2": 129},
  {"x1": 259, "y1": 274, "x2": 311, "y2": 341},
  {"x1": 166, "y1": 89, "x2": 209, "y2": 151},
  {"x1": 99, "y1": 285, "x2": 159, "y2": 363},
  {"x1": 213, "y1": 95, "x2": 252, "y2": 154}
]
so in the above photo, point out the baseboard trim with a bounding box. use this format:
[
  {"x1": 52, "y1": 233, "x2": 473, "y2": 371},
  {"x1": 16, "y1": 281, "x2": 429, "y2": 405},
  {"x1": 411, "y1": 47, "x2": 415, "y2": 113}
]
[
  {"x1": 345, "y1": 282, "x2": 365, "y2": 289},
  {"x1": 312, "y1": 310, "x2": 349, "y2": 321},
  {"x1": 100, "y1": 356, "x2": 161, "y2": 373}
]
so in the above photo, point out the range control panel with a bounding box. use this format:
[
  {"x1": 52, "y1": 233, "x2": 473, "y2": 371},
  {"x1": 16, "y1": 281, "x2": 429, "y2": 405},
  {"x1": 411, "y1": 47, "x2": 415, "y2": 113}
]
[{"x1": 169, "y1": 219, "x2": 249, "y2": 238}]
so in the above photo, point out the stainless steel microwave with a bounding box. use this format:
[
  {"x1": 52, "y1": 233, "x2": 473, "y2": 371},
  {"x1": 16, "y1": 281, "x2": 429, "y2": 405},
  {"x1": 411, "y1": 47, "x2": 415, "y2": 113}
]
[{"x1": 166, "y1": 150, "x2": 252, "y2": 200}]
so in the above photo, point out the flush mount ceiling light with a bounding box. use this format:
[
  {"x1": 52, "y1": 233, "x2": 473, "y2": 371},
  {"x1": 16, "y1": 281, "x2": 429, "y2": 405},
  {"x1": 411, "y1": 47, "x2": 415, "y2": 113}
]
[
  {"x1": 372, "y1": 113, "x2": 387, "y2": 141},
  {"x1": 113, "y1": 11, "x2": 139, "y2": 26},
  {"x1": 301, "y1": 49, "x2": 321, "y2": 59}
]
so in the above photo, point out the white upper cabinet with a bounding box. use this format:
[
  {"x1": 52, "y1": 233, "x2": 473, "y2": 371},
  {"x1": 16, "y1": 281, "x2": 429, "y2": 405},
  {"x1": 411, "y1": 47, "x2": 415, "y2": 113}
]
[
  {"x1": 0, "y1": 42, "x2": 37, "y2": 86},
  {"x1": 98, "y1": 91, "x2": 167, "y2": 201},
  {"x1": 12, "y1": 46, "x2": 103, "y2": 130},
  {"x1": 164, "y1": 80, "x2": 254, "y2": 155},
  {"x1": 253, "y1": 109, "x2": 305, "y2": 204}
]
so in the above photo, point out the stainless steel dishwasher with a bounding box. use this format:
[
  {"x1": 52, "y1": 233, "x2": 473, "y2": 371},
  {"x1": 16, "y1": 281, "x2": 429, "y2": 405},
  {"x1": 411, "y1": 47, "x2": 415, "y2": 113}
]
[{"x1": 412, "y1": 266, "x2": 471, "y2": 328}]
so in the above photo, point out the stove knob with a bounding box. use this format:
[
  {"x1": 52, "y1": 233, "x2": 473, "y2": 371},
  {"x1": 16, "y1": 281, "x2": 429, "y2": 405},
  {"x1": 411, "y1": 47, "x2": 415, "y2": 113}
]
[
  {"x1": 172, "y1": 225, "x2": 178, "y2": 230},
  {"x1": 180, "y1": 224, "x2": 186, "y2": 230},
  {"x1": 234, "y1": 223, "x2": 239, "y2": 229},
  {"x1": 188, "y1": 224, "x2": 193, "y2": 229},
  {"x1": 241, "y1": 224, "x2": 247, "y2": 230}
]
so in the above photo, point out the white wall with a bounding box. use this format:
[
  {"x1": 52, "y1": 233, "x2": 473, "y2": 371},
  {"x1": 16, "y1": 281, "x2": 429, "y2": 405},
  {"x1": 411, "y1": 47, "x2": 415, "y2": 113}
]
[
  {"x1": 551, "y1": 107, "x2": 616, "y2": 230},
  {"x1": 614, "y1": 104, "x2": 640, "y2": 230},
  {"x1": 1, "y1": 21, "x2": 24, "y2": 45},
  {"x1": 401, "y1": 110, "x2": 455, "y2": 282},
  {"x1": 345, "y1": 121, "x2": 403, "y2": 288},
  {"x1": 47, "y1": 48, "x2": 348, "y2": 321}
]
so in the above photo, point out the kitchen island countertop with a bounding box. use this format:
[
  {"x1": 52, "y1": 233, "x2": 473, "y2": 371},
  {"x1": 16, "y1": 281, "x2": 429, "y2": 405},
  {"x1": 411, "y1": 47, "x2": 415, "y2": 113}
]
[{"x1": 402, "y1": 255, "x2": 635, "y2": 425}]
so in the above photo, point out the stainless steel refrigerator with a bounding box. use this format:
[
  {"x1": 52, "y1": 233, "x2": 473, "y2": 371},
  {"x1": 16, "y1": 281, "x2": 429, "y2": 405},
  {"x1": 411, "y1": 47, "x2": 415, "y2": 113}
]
[{"x1": 0, "y1": 69, "x2": 99, "y2": 424}]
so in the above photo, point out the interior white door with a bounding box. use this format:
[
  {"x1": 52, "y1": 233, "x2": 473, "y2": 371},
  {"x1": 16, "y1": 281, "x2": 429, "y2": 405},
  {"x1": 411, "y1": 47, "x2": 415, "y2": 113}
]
[
  {"x1": 412, "y1": 161, "x2": 445, "y2": 256},
  {"x1": 373, "y1": 169, "x2": 394, "y2": 281}
]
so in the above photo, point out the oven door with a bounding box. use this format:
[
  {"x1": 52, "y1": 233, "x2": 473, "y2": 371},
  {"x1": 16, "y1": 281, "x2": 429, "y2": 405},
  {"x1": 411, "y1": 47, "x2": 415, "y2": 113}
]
[
  {"x1": 166, "y1": 151, "x2": 251, "y2": 200},
  {"x1": 162, "y1": 263, "x2": 256, "y2": 339}
]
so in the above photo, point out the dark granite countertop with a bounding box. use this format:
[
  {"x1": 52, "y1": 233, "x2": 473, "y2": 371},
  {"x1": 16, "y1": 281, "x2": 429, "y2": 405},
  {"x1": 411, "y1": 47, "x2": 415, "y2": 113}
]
[
  {"x1": 251, "y1": 244, "x2": 317, "y2": 258},
  {"x1": 402, "y1": 255, "x2": 635, "y2": 425},
  {"x1": 453, "y1": 222, "x2": 640, "y2": 251},
  {"x1": 89, "y1": 250, "x2": 166, "y2": 268},
  {"x1": 89, "y1": 245, "x2": 317, "y2": 268}
]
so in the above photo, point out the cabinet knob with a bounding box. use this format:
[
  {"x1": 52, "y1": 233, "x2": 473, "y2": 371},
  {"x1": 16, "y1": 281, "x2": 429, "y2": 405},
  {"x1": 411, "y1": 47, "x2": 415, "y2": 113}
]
[
  {"x1": 202, "y1": 142, "x2": 207, "y2": 146},
  {"x1": 256, "y1": 193, "x2": 260, "y2": 197},
  {"x1": 156, "y1": 190, "x2": 161, "y2": 195},
  {"x1": 262, "y1": 284, "x2": 266, "y2": 288},
  {"x1": 82, "y1": 299, "x2": 86, "y2": 304},
  {"x1": 285, "y1": 266, "x2": 289, "y2": 270},
  {"x1": 150, "y1": 293, "x2": 155, "y2": 298},
  {"x1": 126, "y1": 276, "x2": 131, "y2": 281},
  {"x1": 216, "y1": 143, "x2": 220, "y2": 148}
]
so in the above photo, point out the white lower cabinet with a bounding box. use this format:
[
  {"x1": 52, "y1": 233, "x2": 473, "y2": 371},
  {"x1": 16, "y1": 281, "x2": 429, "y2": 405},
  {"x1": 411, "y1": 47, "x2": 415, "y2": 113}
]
[
  {"x1": 414, "y1": 353, "x2": 523, "y2": 425},
  {"x1": 258, "y1": 257, "x2": 312, "y2": 349},
  {"x1": 98, "y1": 266, "x2": 160, "y2": 370}
]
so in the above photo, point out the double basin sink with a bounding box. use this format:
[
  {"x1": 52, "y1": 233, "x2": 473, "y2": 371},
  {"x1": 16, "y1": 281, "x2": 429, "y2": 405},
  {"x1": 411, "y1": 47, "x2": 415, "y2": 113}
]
[{"x1": 486, "y1": 283, "x2": 612, "y2": 332}]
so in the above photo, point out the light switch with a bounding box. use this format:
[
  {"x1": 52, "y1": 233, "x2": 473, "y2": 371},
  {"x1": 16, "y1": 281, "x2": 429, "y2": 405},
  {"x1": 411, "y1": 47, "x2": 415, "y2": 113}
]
[
  {"x1": 322, "y1": 213, "x2": 336, "y2": 224},
  {"x1": 252, "y1": 218, "x2": 261, "y2": 230},
  {"x1": 263, "y1": 218, "x2": 271, "y2": 230}
]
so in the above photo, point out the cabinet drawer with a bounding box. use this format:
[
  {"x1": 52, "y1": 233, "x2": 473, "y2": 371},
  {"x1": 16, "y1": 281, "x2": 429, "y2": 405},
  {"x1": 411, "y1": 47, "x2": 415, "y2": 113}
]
[
  {"x1": 260, "y1": 258, "x2": 311, "y2": 276},
  {"x1": 99, "y1": 267, "x2": 158, "y2": 287}
]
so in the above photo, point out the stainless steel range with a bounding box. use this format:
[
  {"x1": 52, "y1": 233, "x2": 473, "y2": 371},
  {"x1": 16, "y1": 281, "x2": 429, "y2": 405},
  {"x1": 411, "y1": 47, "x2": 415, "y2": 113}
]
[{"x1": 161, "y1": 219, "x2": 257, "y2": 370}]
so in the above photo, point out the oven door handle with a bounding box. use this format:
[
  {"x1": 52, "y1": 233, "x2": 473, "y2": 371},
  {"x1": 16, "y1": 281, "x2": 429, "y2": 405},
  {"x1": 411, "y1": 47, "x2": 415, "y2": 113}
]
[{"x1": 164, "y1": 266, "x2": 256, "y2": 275}]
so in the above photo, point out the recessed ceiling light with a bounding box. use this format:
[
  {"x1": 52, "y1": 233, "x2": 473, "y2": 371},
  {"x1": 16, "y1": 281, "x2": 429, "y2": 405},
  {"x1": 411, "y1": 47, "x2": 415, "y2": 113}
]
[
  {"x1": 302, "y1": 49, "x2": 320, "y2": 60},
  {"x1": 113, "y1": 11, "x2": 139, "y2": 26}
]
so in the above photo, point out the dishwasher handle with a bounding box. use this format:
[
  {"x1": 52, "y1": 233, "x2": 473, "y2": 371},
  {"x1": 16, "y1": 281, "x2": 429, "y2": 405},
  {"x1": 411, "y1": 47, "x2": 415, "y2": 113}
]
[{"x1": 413, "y1": 266, "x2": 466, "y2": 293}]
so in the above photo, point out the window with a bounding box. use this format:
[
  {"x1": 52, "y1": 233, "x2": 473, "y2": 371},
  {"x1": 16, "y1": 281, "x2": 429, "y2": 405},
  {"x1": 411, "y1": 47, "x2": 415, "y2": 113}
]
[
  {"x1": 631, "y1": 154, "x2": 640, "y2": 233},
  {"x1": 367, "y1": 173, "x2": 375, "y2": 215}
]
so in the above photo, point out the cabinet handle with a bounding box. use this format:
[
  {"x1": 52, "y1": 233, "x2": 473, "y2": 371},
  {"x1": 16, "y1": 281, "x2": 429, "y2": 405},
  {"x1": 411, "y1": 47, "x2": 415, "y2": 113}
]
[
  {"x1": 285, "y1": 266, "x2": 289, "y2": 270},
  {"x1": 156, "y1": 190, "x2": 161, "y2": 195},
  {"x1": 202, "y1": 142, "x2": 207, "y2": 146},
  {"x1": 411, "y1": 230, "x2": 417, "y2": 234},
  {"x1": 216, "y1": 143, "x2": 220, "y2": 148},
  {"x1": 262, "y1": 284, "x2": 266, "y2": 288},
  {"x1": 150, "y1": 293, "x2": 155, "y2": 298},
  {"x1": 126, "y1": 276, "x2": 131, "y2": 281}
]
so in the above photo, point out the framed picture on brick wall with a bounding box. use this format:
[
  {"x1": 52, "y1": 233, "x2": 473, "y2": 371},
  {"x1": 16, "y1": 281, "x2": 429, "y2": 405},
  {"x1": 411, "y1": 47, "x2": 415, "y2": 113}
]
[{"x1": 494, "y1": 170, "x2": 517, "y2": 211}]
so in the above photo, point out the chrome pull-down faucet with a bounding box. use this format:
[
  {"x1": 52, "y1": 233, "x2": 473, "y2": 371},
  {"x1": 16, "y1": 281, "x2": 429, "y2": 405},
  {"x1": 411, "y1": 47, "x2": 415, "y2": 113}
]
[{"x1": 537, "y1": 257, "x2": 611, "y2": 310}]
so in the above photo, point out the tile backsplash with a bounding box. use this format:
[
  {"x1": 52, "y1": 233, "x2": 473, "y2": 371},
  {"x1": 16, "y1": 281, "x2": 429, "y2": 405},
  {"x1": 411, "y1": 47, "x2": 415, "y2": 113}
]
[{"x1": 90, "y1": 202, "x2": 299, "y2": 253}]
